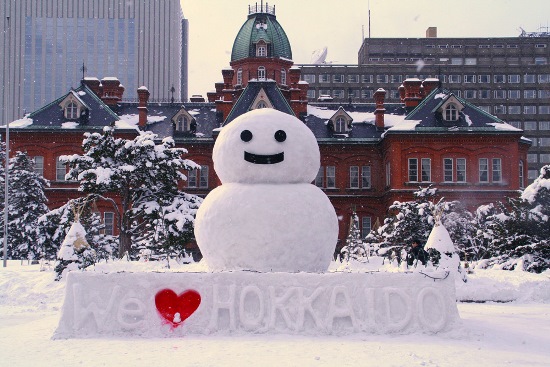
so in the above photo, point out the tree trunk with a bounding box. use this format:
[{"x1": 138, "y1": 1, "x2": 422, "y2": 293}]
[{"x1": 117, "y1": 187, "x2": 132, "y2": 258}]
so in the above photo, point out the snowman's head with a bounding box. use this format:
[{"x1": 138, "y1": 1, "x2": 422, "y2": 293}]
[{"x1": 213, "y1": 109, "x2": 320, "y2": 184}]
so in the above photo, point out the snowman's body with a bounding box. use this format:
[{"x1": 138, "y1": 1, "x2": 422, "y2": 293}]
[{"x1": 195, "y1": 109, "x2": 338, "y2": 272}]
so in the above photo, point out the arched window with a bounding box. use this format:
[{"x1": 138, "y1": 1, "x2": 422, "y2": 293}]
[
  {"x1": 444, "y1": 104, "x2": 458, "y2": 121},
  {"x1": 256, "y1": 101, "x2": 268, "y2": 109},
  {"x1": 335, "y1": 116, "x2": 347, "y2": 132},
  {"x1": 176, "y1": 115, "x2": 188, "y2": 131},
  {"x1": 66, "y1": 102, "x2": 78, "y2": 119},
  {"x1": 258, "y1": 66, "x2": 266, "y2": 81},
  {"x1": 237, "y1": 68, "x2": 243, "y2": 85},
  {"x1": 281, "y1": 69, "x2": 287, "y2": 85}
]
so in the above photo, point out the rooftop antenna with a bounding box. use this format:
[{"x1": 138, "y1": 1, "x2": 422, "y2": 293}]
[{"x1": 368, "y1": 0, "x2": 371, "y2": 38}]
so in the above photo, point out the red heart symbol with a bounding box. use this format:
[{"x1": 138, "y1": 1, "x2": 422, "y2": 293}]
[{"x1": 155, "y1": 289, "x2": 201, "y2": 327}]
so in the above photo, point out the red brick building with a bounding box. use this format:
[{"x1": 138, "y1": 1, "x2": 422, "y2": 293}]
[{"x1": 2, "y1": 4, "x2": 529, "y2": 253}]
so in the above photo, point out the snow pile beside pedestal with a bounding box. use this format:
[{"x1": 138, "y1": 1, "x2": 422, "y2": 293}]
[{"x1": 54, "y1": 270, "x2": 459, "y2": 338}]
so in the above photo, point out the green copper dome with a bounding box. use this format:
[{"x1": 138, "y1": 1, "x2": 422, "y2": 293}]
[{"x1": 231, "y1": 8, "x2": 292, "y2": 62}]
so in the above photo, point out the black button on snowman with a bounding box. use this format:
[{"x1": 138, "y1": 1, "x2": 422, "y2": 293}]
[{"x1": 195, "y1": 109, "x2": 338, "y2": 272}]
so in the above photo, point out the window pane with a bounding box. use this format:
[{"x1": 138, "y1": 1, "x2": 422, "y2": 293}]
[
  {"x1": 326, "y1": 166, "x2": 336, "y2": 188},
  {"x1": 199, "y1": 166, "x2": 209, "y2": 188},
  {"x1": 361, "y1": 166, "x2": 371, "y2": 188},
  {"x1": 33, "y1": 156, "x2": 44, "y2": 176},
  {"x1": 492, "y1": 158, "x2": 502, "y2": 182},
  {"x1": 361, "y1": 217, "x2": 372, "y2": 238},
  {"x1": 104, "y1": 212, "x2": 114, "y2": 236},
  {"x1": 456, "y1": 158, "x2": 466, "y2": 182},
  {"x1": 350, "y1": 166, "x2": 359, "y2": 188},
  {"x1": 421, "y1": 158, "x2": 431, "y2": 182},
  {"x1": 444, "y1": 158, "x2": 453, "y2": 182},
  {"x1": 315, "y1": 166, "x2": 324, "y2": 187},
  {"x1": 479, "y1": 158, "x2": 488, "y2": 182},
  {"x1": 188, "y1": 169, "x2": 197, "y2": 187},
  {"x1": 56, "y1": 157, "x2": 66, "y2": 181},
  {"x1": 408, "y1": 158, "x2": 418, "y2": 182}
]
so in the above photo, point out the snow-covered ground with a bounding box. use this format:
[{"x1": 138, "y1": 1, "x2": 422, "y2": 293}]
[{"x1": 1, "y1": 260, "x2": 549, "y2": 367}]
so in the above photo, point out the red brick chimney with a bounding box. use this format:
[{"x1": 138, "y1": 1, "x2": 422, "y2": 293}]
[
  {"x1": 101, "y1": 77, "x2": 125, "y2": 106},
  {"x1": 421, "y1": 78, "x2": 440, "y2": 96},
  {"x1": 398, "y1": 84, "x2": 406, "y2": 102},
  {"x1": 222, "y1": 68, "x2": 235, "y2": 90},
  {"x1": 81, "y1": 77, "x2": 103, "y2": 98},
  {"x1": 374, "y1": 88, "x2": 386, "y2": 131},
  {"x1": 403, "y1": 78, "x2": 423, "y2": 110},
  {"x1": 137, "y1": 86, "x2": 150, "y2": 129}
]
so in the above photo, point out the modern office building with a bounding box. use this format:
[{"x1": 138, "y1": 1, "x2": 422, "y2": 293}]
[
  {"x1": 0, "y1": 0, "x2": 188, "y2": 125},
  {"x1": 298, "y1": 29, "x2": 550, "y2": 181}
]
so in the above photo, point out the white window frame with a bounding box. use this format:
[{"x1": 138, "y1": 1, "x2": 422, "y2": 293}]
[
  {"x1": 479, "y1": 158, "x2": 489, "y2": 183},
  {"x1": 56, "y1": 156, "x2": 67, "y2": 181},
  {"x1": 349, "y1": 166, "x2": 359, "y2": 189},
  {"x1": 492, "y1": 158, "x2": 502, "y2": 182},
  {"x1": 326, "y1": 166, "x2": 336, "y2": 188},
  {"x1": 33, "y1": 156, "x2": 44, "y2": 176},
  {"x1": 443, "y1": 158, "x2": 454, "y2": 182},
  {"x1": 257, "y1": 66, "x2": 266, "y2": 81},
  {"x1": 361, "y1": 166, "x2": 371, "y2": 188},
  {"x1": 444, "y1": 104, "x2": 459, "y2": 121},
  {"x1": 421, "y1": 158, "x2": 431, "y2": 182}
]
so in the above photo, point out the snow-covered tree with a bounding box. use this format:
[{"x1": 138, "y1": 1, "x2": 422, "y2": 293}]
[
  {"x1": 133, "y1": 193, "x2": 201, "y2": 265},
  {"x1": 4, "y1": 152, "x2": 49, "y2": 260},
  {"x1": 368, "y1": 186, "x2": 439, "y2": 262},
  {"x1": 62, "y1": 127, "x2": 201, "y2": 258},
  {"x1": 480, "y1": 165, "x2": 550, "y2": 273},
  {"x1": 340, "y1": 212, "x2": 367, "y2": 262}
]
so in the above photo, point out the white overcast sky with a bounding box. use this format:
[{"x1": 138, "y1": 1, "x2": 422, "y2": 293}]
[{"x1": 181, "y1": 0, "x2": 550, "y2": 97}]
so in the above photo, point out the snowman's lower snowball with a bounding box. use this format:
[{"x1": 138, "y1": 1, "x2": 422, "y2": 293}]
[{"x1": 195, "y1": 183, "x2": 338, "y2": 272}]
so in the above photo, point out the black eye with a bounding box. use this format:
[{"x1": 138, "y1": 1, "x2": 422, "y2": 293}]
[
  {"x1": 240, "y1": 130, "x2": 253, "y2": 142},
  {"x1": 274, "y1": 130, "x2": 286, "y2": 142}
]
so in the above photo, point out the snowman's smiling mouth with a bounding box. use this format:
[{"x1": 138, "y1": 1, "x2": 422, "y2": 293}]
[{"x1": 244, "y1": 151, "x2": 284, "y2": 164}]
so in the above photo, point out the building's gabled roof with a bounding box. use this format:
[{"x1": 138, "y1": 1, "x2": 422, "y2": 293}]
[
  {"x1": 13, "y1": 83, "x2": 120, "y2": 131},
  {"x1": 389, "y1": 88, "x2": 523, "y2": 133},
  {"x1": 231, "y1": 11, "x2": 292, "y2": 62},
  {"x1": 224, "y1": 80, "x2": 295, "y2": 125}
]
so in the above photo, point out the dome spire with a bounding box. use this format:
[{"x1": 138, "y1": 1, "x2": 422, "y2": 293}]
[{"x1": 248, "y1": 1, "x2": 276, "y2": 16}]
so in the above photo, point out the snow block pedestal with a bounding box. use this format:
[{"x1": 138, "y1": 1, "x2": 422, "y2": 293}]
[{"x1": 54, "y1": 271, "x2": 460, "y2": 338}]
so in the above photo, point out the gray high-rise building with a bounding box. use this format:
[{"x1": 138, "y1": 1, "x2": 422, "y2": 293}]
[
  {"x1": 298, "y1": 28, "x2": 550, "y2": 181},
  {"x1": 1, "y1": 0, "x2": 188, "y2": 125}
]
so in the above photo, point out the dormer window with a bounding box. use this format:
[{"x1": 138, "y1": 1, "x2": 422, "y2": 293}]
[
  {"x1": 66, "y1": 102, "x2": 79, "y2": 119},
  {"x1": 172, "y1": 108, "x2": 196, "y2": 133},
  {"x1": 444, "y1": 104, "x2": 459, "y2": 121},
  {"x1": 328, "y1": 107, "x2": 353, "y2": 134},
  {"x1": 258, "y1": 66, "x2": 266, "y2": 81},
  {"x1": 256, "y1": 41, "x2": 267, "y2": 57},
  {"x1": 59, "y1": 90, "x2": 89, "y2": 121}
]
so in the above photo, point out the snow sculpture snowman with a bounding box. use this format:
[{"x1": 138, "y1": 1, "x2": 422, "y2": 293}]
[{"x1": 195, "y1": 109, "x2": 338, "y2": 272}]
